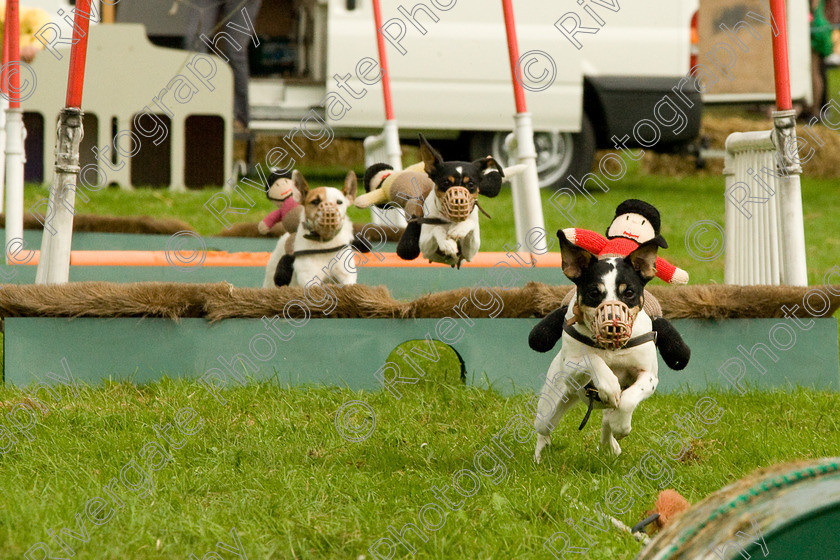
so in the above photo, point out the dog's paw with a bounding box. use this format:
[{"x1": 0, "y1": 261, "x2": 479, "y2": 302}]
[
  {"x1": 440, "y1": 238, "x2": 459, "y2": 258},
  {"x1": 600, "y1": 432, "x2": 622, "y2": 457},
  {"x1": 596, "y1": 378, "x2": 621, "y2": 409},
  {"x1": 448, "y1": 222, "x2": 471, "y2": 241},
  {"x1": 534, "y1": 434, "x2": 551, "y2": 464}
]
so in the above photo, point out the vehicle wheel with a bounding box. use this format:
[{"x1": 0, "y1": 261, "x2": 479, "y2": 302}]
[{"x1": 469, "y1": 113, "x2": 596, "y2": 190}]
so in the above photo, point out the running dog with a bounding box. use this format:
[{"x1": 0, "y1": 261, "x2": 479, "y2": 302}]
[
  {"x1": 264, "y1": 170, "x2": 360, "y2": 288},
  {"x1": 533, "y1": 230, "x2": 660, "y2": 461}
]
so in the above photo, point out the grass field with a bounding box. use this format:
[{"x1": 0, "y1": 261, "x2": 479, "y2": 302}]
[
  {"x1": 1, "y1": 373, "x2": 838, "y2": 560},
  {"x1": 4, "y1": 154, "x2": 840, "y2": 558}
]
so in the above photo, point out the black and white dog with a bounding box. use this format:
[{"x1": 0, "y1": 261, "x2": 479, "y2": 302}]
[
  {"x1": 395, "y1": 135, "x2": 504, "y2": 268},
  {"x1": 533, "y1": 231, "x2": 660, "y2": 462}
]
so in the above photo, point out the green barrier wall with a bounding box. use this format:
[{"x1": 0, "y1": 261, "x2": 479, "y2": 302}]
[{"x1": 5, "y1": 317, "x2": 838, "y2": 394}]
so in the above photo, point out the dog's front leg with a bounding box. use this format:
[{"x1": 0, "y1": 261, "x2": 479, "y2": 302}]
[
  {"x1": 608, "y1": 370, "x2": 658, "y2": 440},
  {"x1": 447, "y1": 220, "x2": 473, "y2": 242},
  {"x1": 432, "y1": 225, "x2": 458, "y2": 258},
  {"x1": 585, "y1": 353, "x2": 622, "y2": 409}
]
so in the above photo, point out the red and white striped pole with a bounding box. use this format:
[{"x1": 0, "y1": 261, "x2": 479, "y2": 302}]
[
  {"x1": 367, "y1": 0, "x2": 405, "y2": 228},
  {"x1": 501, "y1": 0, "x2": 545, "y2": 253},
  {"x1": 4, "y1": 0, "x2": 25, "y2": 264},
  {"x1": 769, "y1": 0, "x2": 807, "y2": 286},
  {"x1": 36, "y1": 0, "x2": 92, "y2": 284}
]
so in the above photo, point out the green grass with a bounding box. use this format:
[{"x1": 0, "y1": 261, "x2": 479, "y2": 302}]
[
  {"x1": 24, "y1": 157, "x2": 840, "y2": 285},
  {"x1": 0, "y1": 367, "x2": 837, "y2": 559}
]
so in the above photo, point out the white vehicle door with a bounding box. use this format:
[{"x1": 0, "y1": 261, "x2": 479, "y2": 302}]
[{"x1": 324, "y1": 0, "x2": 583, "y2": 133}]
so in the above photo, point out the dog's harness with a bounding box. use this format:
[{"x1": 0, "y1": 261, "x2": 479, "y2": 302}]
[{"x1": 291, "y1": 244, "x2": 350, "y2": 257}]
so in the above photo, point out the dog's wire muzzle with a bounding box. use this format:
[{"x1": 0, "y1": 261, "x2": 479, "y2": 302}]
[
  {"x1": 591, "y1": 300, "x2": 638, "y2": 350},
  {"x1": 439, "y1": 186, "x2": 477, "y2": 222},
  {"x1": 306, "y1": 201, "x2": 343, "y2": 241}
]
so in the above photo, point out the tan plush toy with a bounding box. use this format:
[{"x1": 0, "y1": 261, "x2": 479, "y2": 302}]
[{"x1": 355, "y1": 161, "x2": 434, "y2": 218}]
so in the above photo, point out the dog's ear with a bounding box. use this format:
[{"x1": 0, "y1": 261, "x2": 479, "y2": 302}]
[
  {"x1": 558, "y1": 229, "x2": 597, "y2": 280},
  {"x1": 343, "y1": 171, "x2": 358, "y2": 203},
  {"x1": 292, "y1": 170, "x2": 309, "y2": 203},
  {"x1": 419, "y1": 133, "x2": 443, "y2": 175},
  {"x1": 475, "y1": 156, "x2": 504, "y2": 198},
  {"x1": 625, "y1": 239, "x2": 659, "y2": 282}
]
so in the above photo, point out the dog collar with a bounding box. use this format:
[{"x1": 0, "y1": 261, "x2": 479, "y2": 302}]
[{"x1": 562, "y1": 322, "x2": 657, "y2": 350}]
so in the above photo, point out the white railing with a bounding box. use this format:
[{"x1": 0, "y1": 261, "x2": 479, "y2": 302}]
[{"x1": 723, "y1": 129, "x2": 806, "y2": 285}]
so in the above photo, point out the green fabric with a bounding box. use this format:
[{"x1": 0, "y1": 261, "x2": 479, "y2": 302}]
[{"x1": 812, "y1": 0, "x2": 835, "y2": 57}]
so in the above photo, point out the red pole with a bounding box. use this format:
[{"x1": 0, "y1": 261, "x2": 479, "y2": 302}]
[
  {"x1": 6, "y1": 0, "x2": 19, "y2": 108},
  {"x1": 372, "y1": 0, "x2": 395, "y2": 120},
  {"x1": 501, "y1": 0, "x2": 527, "y2": 114},
  {"x1": 2, "y1": 3, "x2": 10, "y2": 96},
  {"x1": 65, "y1": 0, "x2": 92, "y2": 108},
  {"x1": 769, "y1": 0, "x2": 792, "y2": 111}
]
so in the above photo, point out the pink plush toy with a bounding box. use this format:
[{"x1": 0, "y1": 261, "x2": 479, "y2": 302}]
[{"x1": 258, "y1": 170, "x2": 300, "y2": 235}]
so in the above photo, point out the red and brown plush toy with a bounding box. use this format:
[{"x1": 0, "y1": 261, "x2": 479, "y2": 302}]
[
  {"x1": 561, "y1": 199, "x2": 689, "y2": 285},
  {"x1": 633, "y1": 489, "x2": 692, "y2": 536}
]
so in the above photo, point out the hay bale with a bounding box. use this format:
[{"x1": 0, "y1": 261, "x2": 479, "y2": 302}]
[
  {"x1": 640, "y1": 114, "x2": 840, "y2": 178},
  {"x1": 0, "y1": 282, "x2": 834, "y2": 321},
  {"x1": 253, "y1": 137, "x2": 365, "y2": 168},
  {"x1": 0, "y1": 282, "x2": 228, "y2": 320},
  {"x1": 204, "y1": 284, "x2": 408, "y2": 322},
  {"x1": 525, "y1": 282, "x2": 575, "y2": 317}
]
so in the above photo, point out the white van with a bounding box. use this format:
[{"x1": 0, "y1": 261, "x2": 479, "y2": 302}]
[
  {"x1": 250, "y1": 0, "x2": 705, "y2": 188},
  {"x1": 111, "y1": 0, "x2": 809, "y2": 192},
  {"x1": 113, "y1": 0, "x2": 703, "y2": 188}
]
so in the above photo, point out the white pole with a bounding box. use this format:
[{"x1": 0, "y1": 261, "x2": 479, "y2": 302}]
[
  {"x1": 511, "y1": 112, "x2": 545, "y2": 252},
  {"x1": 773, "y1": 109, "x2": 807, "y2": 286},
  {"x1": 383, "y1": 119, "x2": 402, "y2": 170},
  {"x1": 4, "y1": 107, "x2": 24, "y2": 262},
  {"x1": 35, "y1": 108, "x2": 83, "y2": 284},
  {"x1": 0, "y1": 96, "x2": 7, "y2": 209}
]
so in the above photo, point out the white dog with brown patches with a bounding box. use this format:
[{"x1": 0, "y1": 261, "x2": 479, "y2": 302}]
[
  {"x1": 263, "y1": 170, "x2": 358, "y2": 288},
  {"x1": 533, "y1": 230, "x2": 661, "y2": 462}
]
